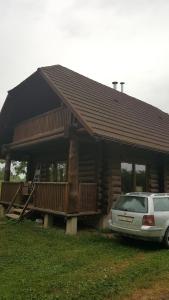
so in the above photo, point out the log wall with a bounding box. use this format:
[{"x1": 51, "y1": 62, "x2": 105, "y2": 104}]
[
  {"x1": 148, "y1": 165, "x2": 160, "y2": 193},
  {"x1": 102, "y1": 142, "x2": 164, "y2": 213},
  {"x1": 79, "y1": 183, "x2": 97, "y2": 212},
  {"x1": 79, "y1": 142, "x2": 96, "y2": 183},
  {"x1": 164, "y1": 165, "x2": 169, "y2": 193}
]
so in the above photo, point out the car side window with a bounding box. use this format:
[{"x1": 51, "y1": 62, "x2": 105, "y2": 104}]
[{"x1": 153, "y1": 197, "x2": 169, "y2": 212}]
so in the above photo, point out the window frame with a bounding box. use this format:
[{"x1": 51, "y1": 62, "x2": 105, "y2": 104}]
[
  {"x1": 49, "y1": 161, "x2": 67, "y2": 182},
  {"x1": 121, "y1": 161, "x2": 147, "y2": 194}
]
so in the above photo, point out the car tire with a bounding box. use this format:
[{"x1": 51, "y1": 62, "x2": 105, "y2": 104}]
[{"x1": 163, "y1": 227, "x2": 169, "y2": 249}]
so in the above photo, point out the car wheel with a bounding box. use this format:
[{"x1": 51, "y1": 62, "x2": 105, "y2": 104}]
[{"x1": 163, "y1": 227, "x2": 169, "y2": 249}]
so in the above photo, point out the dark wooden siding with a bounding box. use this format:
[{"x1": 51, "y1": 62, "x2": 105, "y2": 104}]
[
  {"x1": 0, "y1": 182, "x2": 22, "y2": 204},
  {"x1": 13, "y1": 106, "x2": 71, "y2": 144},
  {"x1": 100, "y1": 142, "x2": 164, "y2": 213},
  {"x1": 112, "y1": 161, "x2": 121, "y2": 202},
  {"x1": 164, "y1": 165, "x2": 169, "y2": 192},
  {"x1": 148, "y1": 166, "x2": 160, "y2": 193},
  {"x1": 79, "y1": 183, "x2": 97, "y2": 212},
  {"x1": 34, "y1": 182, "x2": 69, "y2": 212},
  {"x1": 79, "y1": 142, "x2": 96, "y2": 183}
]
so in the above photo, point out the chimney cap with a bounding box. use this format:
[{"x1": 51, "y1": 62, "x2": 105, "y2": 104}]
[
  {"x1": 112, "y1": 81, "x2": 118, "y2": 84},
  {"x1": 120, "y1": 82, "x2": 125, "y2": 93}
]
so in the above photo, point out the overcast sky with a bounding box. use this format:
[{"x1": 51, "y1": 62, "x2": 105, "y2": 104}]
[{"x1": 0, "y1": 0, "x2": 169, "y2": 112}]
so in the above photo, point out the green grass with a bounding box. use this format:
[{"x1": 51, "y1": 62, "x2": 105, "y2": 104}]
[{"x1": 0, "y1": 220, "x2": 169, "y2": 300}]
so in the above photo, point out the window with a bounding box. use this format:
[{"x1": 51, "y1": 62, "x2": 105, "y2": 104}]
[
  {"x1": 153, "y1": 197, "x2": 169, "y2": 212},
  {"x1": 114, "y1": 196, "x2": 148, "y2": 213},
  {"x1": 49, "y1": 162, "x2": 67, "y2": 182},
  {"x1": 121, "y1": 163, "x2": 132, "y2": 193},
  {"x1": 121, "y1": 162, "x2": 147, "y2": 193},
  {"x1": 135, "y1": 164, "x2": 146, "y2": 192}
]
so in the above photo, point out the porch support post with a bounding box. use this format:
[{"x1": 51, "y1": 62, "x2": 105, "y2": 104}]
[
  {"x1": 44, "y1": 214, "x2": 54, "y2": 228},
  {"x1": 68, "y1": 132, "x2": 79, "y2": 213},
  {"x1": 26, "y1": 159, "x2": 34, "y2": 181},
  {"x1": 4, "y1": 153, "x2": 11, "y2": 182},
  {"x1": 66, "y1": 216, "x2": 77, "y2": 235}
]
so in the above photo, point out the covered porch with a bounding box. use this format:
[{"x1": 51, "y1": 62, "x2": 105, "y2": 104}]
[{"x1": 0, "y1": 116, "x2": 100, "y2": 233}]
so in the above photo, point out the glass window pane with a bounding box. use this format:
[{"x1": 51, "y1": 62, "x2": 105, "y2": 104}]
[
  {"x1": 114, "y1": 196, "x2": 148, "y2": 213},
  {"x1": 57, "y1": 162, "x2": 67, "y2": 182},
  {"x1": 121, "y1": 162, "x2": 132, "y2": 193},
  {"x1": 49, "y1": 163, "x2": 55, "y2": 182},
  {"x1": 49, "y1": 162, "x2": 67, "y2": 182},
  {"x1": 135, "y1": 164, "x2": 146, "y2": 192},
  {"x1": 154, "y1": 197, "x2": 169, "y2": 211}
]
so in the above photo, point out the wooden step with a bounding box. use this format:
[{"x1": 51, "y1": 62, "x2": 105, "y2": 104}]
[
  {"x1": 6, "y1": 213, "x2": 20, "y2": 220},
  {"x1": 11, "y1": 208, "x2": 30, "y2": 214},
  {"x1": 12, "y1": 208, "x2": 22, "y2": 213}
]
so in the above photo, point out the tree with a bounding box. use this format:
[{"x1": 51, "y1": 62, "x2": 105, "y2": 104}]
[
  {"x1": 12, "y1": 161, "x2": 27, "y2": 178},
  {"x1": 0, "y1": 160, "x2": 27, "y2": 181}
]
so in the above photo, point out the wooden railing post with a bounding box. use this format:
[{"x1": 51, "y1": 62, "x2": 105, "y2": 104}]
[
  {"x1": 68, "y1": 133, "x2": 79, "y2": 213},
  {"x1": 26, "y1": 159, "x2": 34, "y2": 181},
  {"x1": 4, "y1": 153, "x2": 11, "y2": 182}
]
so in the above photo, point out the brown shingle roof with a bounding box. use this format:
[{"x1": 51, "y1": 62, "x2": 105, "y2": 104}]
[{"x1": 39, "y1": 65, "x2": 169, "y2": 153}]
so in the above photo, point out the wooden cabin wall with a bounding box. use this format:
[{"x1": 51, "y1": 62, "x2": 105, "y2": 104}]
[
  {"x1": 79, "y1": 141, "x2": 96, "y2": 183},
  {"x1": 148, "y1": 165, "x2": 160, "y2": 193},
  {"x1": 164, "y1": 164, "x2": 169, "y2": 193},
  {"x1": 101, "y1": 145, "x2": 122, "y2": 213},
  {"x1": 102, "y1": 142, "x2": 164, "y2": 214},
  {"x1": 102, "y1": 158, "x2": 122, "y2": 214},
  {"x1": 111, "y1": 161, "x2": 122, "y2": 204},
  {"x1": 95, "y1": 143, "x2": 103, "y2": 211},
  {"x1": 17, "y1": 137, "x2": 169, "y2": 216}
]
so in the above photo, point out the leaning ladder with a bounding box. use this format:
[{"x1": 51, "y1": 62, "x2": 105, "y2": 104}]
[{"x1": 6, "y1": 183, "x2": 36, "y2": 222}]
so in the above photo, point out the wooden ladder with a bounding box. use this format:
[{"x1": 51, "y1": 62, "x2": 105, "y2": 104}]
[{"x1": 6, "y1": 184, "x2": 35, "y2": 222}]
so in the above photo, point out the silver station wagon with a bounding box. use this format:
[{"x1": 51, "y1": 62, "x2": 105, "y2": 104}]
[{"x1": 109, "y1": 193, "x2": 169, "y2": 248}]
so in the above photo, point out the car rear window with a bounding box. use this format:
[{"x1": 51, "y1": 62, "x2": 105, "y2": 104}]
[
  {"x1": 153, "y1": 197, "x2": 169, "y2": 212},
  {"x1": 113, "y1": 196, "x2": 148, "y2": 213}
]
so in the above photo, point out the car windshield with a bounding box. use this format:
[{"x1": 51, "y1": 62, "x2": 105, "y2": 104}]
[
  {"x1": 113, "y1": 196, "x2": 148, "y2": 213},
  {"x1": 153, "y1": 197, "x2": 169, "y2": 212}
]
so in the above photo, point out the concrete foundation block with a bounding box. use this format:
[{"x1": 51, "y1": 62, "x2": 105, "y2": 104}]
[
  {"x1": 0, "y1": 205, "x2": 5, "y2": 218},
  {"x1": 66, "y1": 217, "x2": 77, "y2": 235},
  {"x1": 44, "y1": 214, "x2": 54, "y2": 228}
]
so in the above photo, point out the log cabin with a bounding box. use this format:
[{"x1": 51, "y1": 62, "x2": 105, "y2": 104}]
[{"x1": 1, "y1": 64, "x2": 169, "y2": 234}]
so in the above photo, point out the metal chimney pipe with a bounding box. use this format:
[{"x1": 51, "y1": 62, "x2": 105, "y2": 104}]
[
  {"x1": 120, "y1": 82, "x2": 125, "y2": 93},
  {"x1": 112, "y1": 81, "x2": 118, "y2": 90}
]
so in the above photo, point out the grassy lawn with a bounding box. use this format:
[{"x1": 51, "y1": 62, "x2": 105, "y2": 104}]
[{"x1": 0, "y1": 219, "x2": 169, "y2": 300}]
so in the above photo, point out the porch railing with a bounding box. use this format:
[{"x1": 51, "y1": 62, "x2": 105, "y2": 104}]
[
  {"x1": 0, "y1": 182, "x2": 22, "y2": 205},
  {"x1": 13, "y1": 106, "x2": 71, "y2": 144},
  {"x1": 34, "y1": 182, "x2": 69, "y2": 212},
  {"x1": 0, "y1": 182, "x2": 98, "y2": 214}
]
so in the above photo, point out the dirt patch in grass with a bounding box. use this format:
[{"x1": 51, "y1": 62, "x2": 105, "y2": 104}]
[{"x1": 123, "y1": 273, "x2": 169, "y2": 300}]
